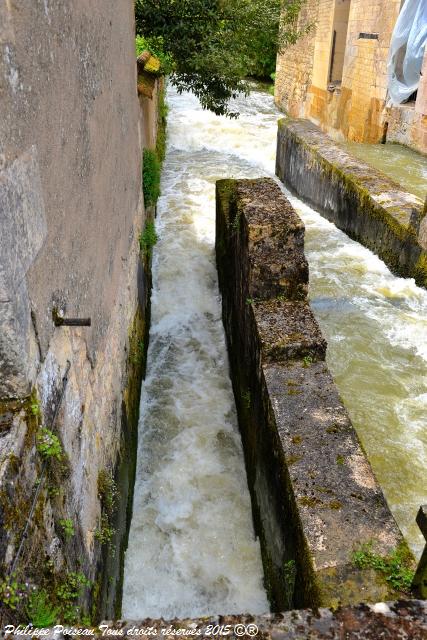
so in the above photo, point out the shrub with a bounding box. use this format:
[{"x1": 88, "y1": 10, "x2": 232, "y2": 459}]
[
  {"x1": 139, "y1": 221, "x2": 158, "y2": 255},
  {"x1": 36, "y1": 428, "x2": 63, "y2": 460},
  {"x1": 142, "y1": 149, "x2": 161, "y2": 207}
]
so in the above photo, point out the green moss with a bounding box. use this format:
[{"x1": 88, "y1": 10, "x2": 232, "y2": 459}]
[
  {"x1": 298, "y1": 495, "x2": 322, "y2": 507},
  {"x1": 156, "y1": 84, "x2": 168, "y2": 164},
  {"x1": 316, "y1": 486, "x2": 333, "y2": 495},
  {"x1": 286, "y1": 454, "x2": 302, "y2": 466},
  {"x1": 328, "y1": 500, "x2": 342, "y2": 510},
  {"x1": 291, "y1": 435, "x2": 302, "y2": 444},
  {"x1": 336, "y1": 455, "x2": 345, "y2": 465},
  {"x1": 241, "y1": 389, "x2": 251, "y2": 409},
  {"x1": 231, "y1": 211, "x2": 241, "y2": 233},
  {"x1": 326, "y1": 423, "x2": 341, "y2": 434},
  {"x1": 415, "y1": 253, "x2": 427, "y2": 288}
]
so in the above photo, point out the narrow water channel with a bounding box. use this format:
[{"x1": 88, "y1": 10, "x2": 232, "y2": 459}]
[{"x1": 122, "y1": 85, "x2": 427, "y2": 618}]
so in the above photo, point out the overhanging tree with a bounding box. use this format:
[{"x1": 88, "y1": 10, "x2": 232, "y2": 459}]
[{"x1": 135, "y1": 0, "x2": 309, "y2": 117}]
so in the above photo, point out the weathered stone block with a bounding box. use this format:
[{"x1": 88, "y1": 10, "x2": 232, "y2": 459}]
[
  {"x1": 216, "y1": 179, "x2": 308, "y2": 302},
  {"x1": 252, "y1": 300, "x2": 326, "y2": 363}
]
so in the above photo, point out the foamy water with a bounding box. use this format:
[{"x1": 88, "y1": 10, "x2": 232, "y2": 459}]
[{"x1": 122, "y1": 85, "x2": 427, "y2": 618}]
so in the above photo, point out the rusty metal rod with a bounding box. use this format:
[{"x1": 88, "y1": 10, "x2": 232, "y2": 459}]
[{"x1": 55, "y1": 317, "x2": 91, "y2": 327}]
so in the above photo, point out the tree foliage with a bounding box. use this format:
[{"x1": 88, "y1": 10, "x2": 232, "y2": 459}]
[{"x1": 135, "y1": 0, "x2": 310, "y2": 117}]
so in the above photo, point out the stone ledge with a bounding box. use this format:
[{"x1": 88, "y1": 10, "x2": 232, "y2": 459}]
[
  {"x1": 216, "y1": 177, "x2": 412, "y2": 611},
  {"x1": 275, "y1": 117, "x2": 427, "y2": 288},
  {"x1": 45, "y1": 600, "x2": 427, "y2": 640},
  {"x1": 252, "y1": 301, "x2": 326, "y2": 363}
]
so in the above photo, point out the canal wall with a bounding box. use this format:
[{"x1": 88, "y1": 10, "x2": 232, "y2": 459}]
[
  {"x1": 276, "y1": 118, "x2": 427, "y2": 289},
  {"x1": 216, "y1": 177, "x2": 413, "y2": 610},
  {"x1": 0, "y1": 1, "x2": 157, "y2": 624}
]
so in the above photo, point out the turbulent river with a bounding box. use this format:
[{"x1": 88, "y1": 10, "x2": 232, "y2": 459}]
[{"x1": 122, "y1": 85, "x2": 427, "y2": 618}]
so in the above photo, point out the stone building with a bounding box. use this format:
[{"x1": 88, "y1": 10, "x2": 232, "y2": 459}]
[
  {"x1": 0, "y1": 0, "x2": 160, "y2": 620},
  {"x1": 275, "y1": 0, "x2": 427, "y2": 153}
]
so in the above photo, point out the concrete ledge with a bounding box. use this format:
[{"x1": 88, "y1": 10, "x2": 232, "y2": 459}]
[
  {"x1": 275, "y1": 118, "x2": 427, "y2": 288},
  {"x1": 216, "y1": 178, "x2": 412, "y2": 611}
]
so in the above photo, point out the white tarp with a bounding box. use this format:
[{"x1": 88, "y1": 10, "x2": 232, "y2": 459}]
[{"x1": 387, "y1": 0, "x2": 427, "y2": 105}]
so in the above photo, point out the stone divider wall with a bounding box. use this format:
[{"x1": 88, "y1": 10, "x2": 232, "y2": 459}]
[
  {"x1": 275, "y1": 118, "x2": 427, "y2": 288},
  {"x1": 215, "y1": 177, "x2": 413, "y2": 610}
]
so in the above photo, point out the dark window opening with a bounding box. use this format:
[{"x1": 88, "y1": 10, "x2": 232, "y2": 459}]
[{"x1": 329, "y1": 0, "x2": 351, "y2": 85}]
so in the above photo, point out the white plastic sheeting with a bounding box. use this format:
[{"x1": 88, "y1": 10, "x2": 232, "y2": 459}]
[{"x1": 387, "y1": 0, "x2": 427, "y2": 105}]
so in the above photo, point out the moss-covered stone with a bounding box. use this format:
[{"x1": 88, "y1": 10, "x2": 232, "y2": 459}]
[{"x1": 276, "y1": 118, "x2": 425, "y2": 288}]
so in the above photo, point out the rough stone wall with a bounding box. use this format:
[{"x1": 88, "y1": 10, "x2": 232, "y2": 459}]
[
  {"x1": 274, "y1": 0, "x2": 318, "y2": 118},
  {"x1": 216, "y1": 178, "x2": 411, "y2": 611},
  {"x1": 275, "y1": 0, "x2": 427, "y2": 152},
  {"x1": 0, "y1": 0, "x2": 149, "y2": 622},
  {"x1": 276, "y1": 118, "x2": 427, "y2": 287},
  {"x1": 5, "y1": 601, "x2": 427, "y2": 639},
  {"x1": 82, "y1": 601, "x2": 427, "y2": 639}
]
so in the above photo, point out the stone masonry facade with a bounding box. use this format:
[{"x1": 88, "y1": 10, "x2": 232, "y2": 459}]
[{"x1": 275, "y1": 0, "x2": 427, "y2": 154}]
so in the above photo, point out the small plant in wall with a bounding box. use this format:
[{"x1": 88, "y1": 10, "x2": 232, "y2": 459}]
[
  {"x1": 302, "y1": 355, "x2": 313, "y2": 368},
  {"x1": 94, "y1": 514, "x2": 115, "y2": 549},
  {"x1": 352, "y1": 541, "x2": 414, "y2": 595},
  {"x1": 96, "y1": 470, "x2": 118, "y2": 550},
  {"x1": 55, "y1": 572, "x2": 91, "y2": 624},
  {"x1": 241, "y1": 389, "x2": 251, "y2": 409},
  {"x1": 36, "y1": 428, "x2": 63, "y2": 460},
  {"x1": 142, "y1": 148, "x2": 161, "y2": 207},
  {"x1": 97, "y1": 470, "x2": 118, "y2": 516},
  {"x1": 30, "y1": 400, "x2": 41, "y2": 416},
  {"x1": 139, "y1": 221, "x2": 158, "y2": 257},
  {"x1": 59, "y1": 518, "x2": 75, "y2": 539},
  {"x1": 0, "y1": 575, "x2": 25, "y2": 611},
  {"x1": 26, "y1": 589, "x2": 59, "y2": 627}
]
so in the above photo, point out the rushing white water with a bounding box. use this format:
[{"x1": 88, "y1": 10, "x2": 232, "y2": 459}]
[{"x1": 122, "y1": 84, "x2": 427, "y2": 618}]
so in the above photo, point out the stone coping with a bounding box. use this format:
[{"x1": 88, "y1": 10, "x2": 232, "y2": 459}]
[{"x1": 276, "y1": 118, "x2": 427, "y2": 288}]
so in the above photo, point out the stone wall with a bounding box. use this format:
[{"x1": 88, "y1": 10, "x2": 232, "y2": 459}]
[
  {"x1": 275, "y1": 0, "x2": 427, "y2": 153},
  {"x1": 215, "y1": 177, "x2": 412, "y2": 610},
  {"x1": 276, "y1": 118, "x2": 427, "y2": 288},
  {"x1": 82, "y1": 601, "x2": 427, "y2": 639},
  {"x1": 274, "y1": 0, "x2": 317, "y2": 119},
  {"x1": 0, "y1": 0, "x2": 151, "y2": 623}
]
